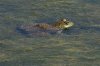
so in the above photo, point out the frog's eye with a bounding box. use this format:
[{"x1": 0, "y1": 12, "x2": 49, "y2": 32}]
[{"x1": 63, "y1": 19, "x2": 67, "y2": 22}]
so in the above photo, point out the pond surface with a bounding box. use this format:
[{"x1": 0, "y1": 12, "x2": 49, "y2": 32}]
[{"x1": 0, "y1": 0, "x2": 100, "y2": 66}]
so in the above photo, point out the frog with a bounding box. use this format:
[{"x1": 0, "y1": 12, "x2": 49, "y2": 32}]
[{"x1": 17, "y1": 18, "x2": 74, "y2": 36}]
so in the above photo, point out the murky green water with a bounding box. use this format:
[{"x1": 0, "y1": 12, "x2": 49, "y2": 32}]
[{"x1": 0, "y1": 0, "x2": 100, "y2": 66}]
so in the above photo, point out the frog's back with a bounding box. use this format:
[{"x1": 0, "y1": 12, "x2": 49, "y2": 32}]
[{"x1": 17, "y1": 23, "x2": 60, "y2": 36}]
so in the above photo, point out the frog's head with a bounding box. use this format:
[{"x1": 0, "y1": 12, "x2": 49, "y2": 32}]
[{"x1": 53, "y1": 18, "x2": 74, "y2": 30}]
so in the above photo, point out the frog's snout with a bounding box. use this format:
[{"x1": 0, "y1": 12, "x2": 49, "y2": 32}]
[{"x1": 64, "y1": 22, "x2": 74, "y2": 28}]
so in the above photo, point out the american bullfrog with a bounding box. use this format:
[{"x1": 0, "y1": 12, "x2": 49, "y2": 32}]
[{"x1": 17, "y1": 19, "x2": 74, "y2": 36}]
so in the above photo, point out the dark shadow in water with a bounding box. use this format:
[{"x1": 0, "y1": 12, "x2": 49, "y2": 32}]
[
  {"x1": 16, "y1": 26, "x2": 58, "y2": 37},
  {"x1": 16, "y1": 27, "x2": 31, "y2": 37}
]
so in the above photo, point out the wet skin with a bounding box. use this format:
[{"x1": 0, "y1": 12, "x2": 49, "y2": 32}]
[{"x1": 17, "y1": 19, "x2": 74, "y2": 36}]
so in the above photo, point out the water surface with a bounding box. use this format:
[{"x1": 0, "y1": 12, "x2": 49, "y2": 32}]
[{"x1": 0, "y1": 0, "x2": 100, "y2": 66}]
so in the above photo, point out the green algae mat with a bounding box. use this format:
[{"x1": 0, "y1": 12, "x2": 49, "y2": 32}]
[{"x1": 0, "y1": 0, "x2": 100, "y2": 66}]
